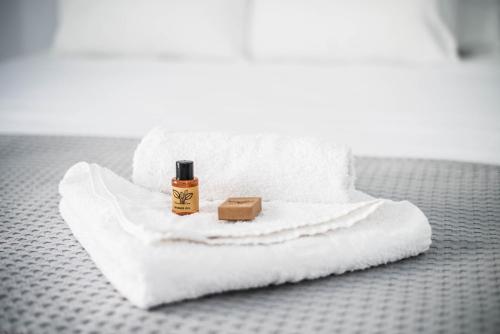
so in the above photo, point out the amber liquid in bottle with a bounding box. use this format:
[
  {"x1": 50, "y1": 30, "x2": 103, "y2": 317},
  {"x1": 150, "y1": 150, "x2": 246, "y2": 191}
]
[{"x1": 171, "y1": 160, "x2": 199, "y2": 215}]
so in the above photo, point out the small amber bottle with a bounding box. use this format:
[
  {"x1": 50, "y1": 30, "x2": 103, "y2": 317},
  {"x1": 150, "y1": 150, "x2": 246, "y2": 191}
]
[{"x1": 171, "y1": 160, "x2": 199, "y2": 215}]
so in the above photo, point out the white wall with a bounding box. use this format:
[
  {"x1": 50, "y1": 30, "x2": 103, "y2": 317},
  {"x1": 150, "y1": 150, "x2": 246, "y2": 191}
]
[
  {"x1": 456, "y1": 0, "x2": 500, "y2": 55},
  {"x1": 0, "y1": 0, "x2": 57, "y2": 60}
]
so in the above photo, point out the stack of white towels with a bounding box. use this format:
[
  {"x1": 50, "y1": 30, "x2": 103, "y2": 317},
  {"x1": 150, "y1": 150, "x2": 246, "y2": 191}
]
[{"x1": 59, "y1": 128, "x2": 431, "y2": 309}]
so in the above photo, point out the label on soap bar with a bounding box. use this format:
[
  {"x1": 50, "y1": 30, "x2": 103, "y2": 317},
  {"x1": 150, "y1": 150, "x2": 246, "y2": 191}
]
[{"x1": 172, "y1": 186, "x2": 199, "y2": 214}]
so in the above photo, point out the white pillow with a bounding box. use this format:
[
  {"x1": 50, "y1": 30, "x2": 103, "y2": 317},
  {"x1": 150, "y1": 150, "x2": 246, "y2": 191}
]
[
  {"x1": 249, "y1": 0, "x2": 457, "y2": 63},
  {"x1": 54, "y1": 0, "x2": 247, "y2": 59}
]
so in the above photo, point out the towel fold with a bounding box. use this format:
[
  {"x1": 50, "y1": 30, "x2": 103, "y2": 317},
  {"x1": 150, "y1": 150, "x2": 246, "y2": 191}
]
[
  {"x1": 60, "y1": 165, "x2": 431, "y2": 308},
  {"x1": 58, "y1": 131, "x2": 432, "y2": 308},
  {"x1": 132, "y1": 128, "x2": 355, "y2": 203},
  {"x1": 61, "y1": 162, "x2": 384, "y2": 246}
]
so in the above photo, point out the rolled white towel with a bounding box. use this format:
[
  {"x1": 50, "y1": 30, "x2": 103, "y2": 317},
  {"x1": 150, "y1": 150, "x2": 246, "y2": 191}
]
[{"x1": 132, "y1": 128, "x2": 355, "y2": 203}]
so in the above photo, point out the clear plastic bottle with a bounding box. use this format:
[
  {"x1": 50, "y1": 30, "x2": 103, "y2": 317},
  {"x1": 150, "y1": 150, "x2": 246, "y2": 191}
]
[{"x1": 171, "y1": 160, "x2": 199, "y2": 215}]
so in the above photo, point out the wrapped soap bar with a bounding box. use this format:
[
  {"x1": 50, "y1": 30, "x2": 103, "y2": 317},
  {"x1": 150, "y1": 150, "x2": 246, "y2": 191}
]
[{"x1": 218, "y1": 197, "x2": 262, "y2": 221}]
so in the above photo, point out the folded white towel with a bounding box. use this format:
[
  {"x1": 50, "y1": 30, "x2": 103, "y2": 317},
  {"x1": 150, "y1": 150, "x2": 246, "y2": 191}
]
[
  {"x1": 133, "y1": 128, "x2": 355, "y2": 203},
  {"x1": 59, "y1": 162, "x2": 432, "y2": 308},
  {"x1": 62, "y1": 162, "x2": 384, "y2": 246}
]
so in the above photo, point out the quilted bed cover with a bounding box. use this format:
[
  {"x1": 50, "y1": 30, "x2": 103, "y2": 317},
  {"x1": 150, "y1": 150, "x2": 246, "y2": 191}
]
[{"x1": 1, "y1": 135, "x2": 499, "y2": 334}]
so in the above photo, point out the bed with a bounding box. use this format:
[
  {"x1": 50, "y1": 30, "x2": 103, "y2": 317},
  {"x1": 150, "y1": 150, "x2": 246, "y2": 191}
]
[
  {"x1": 1, "y1": 0, "x2": 500, "y2": 333},
  {"x1": 1, "y1": 135, "x2": 499, "y2": 333}
]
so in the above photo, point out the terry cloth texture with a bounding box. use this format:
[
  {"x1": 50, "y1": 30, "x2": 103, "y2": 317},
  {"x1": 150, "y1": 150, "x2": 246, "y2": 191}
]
[
  {"x1": 132, "y1": 128, "x2": 355, "y2": 203},
  {"x1": 59, "y1": 163, "x2": 429, "y2": 308},
  {"x1": 59, "y1": 131, "x2": 430, "y2": 307}
]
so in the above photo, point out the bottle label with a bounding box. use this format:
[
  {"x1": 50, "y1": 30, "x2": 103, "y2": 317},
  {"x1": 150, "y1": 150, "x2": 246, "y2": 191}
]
[{"x1": 172, "y1": 185, "x2": 199, "y2": 214}]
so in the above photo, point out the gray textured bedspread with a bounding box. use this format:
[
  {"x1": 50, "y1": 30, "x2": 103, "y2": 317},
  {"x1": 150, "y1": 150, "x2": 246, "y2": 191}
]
[{"x1": 1, "y1": 135, "x2": 499, "y2": 334}]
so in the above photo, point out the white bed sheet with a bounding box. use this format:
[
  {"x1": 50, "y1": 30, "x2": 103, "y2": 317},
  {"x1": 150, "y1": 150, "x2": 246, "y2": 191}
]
[{"x1": 0, "y1": 55, "x2": 499, "y2": 165}]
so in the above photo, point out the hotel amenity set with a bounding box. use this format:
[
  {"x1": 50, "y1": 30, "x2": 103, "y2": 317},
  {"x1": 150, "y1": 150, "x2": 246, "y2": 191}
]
[
  {"x1": 58, "y1": 128, "x2": 431, "y2": 308},
  {"x1": 171, "y1": 159, "x2": 261, "y2": 220}
]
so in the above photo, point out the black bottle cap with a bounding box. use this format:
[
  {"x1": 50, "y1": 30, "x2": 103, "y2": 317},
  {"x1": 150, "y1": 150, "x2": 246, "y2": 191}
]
[{"x1": 176, "y1": 160, "x2": 194, "y2": 180}]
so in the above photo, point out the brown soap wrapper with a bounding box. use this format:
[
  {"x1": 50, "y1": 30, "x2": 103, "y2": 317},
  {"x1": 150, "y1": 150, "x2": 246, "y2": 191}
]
[{"x1": 218, "y1": 197, "x2": 262, "y2": 221}]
